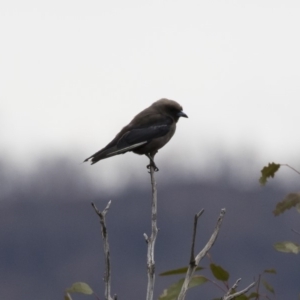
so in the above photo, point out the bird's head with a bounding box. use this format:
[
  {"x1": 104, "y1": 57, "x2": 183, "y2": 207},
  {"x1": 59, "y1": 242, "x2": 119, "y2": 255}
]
[{"x1": 153, "y1": 98, "x2": 188, "y2": 122}]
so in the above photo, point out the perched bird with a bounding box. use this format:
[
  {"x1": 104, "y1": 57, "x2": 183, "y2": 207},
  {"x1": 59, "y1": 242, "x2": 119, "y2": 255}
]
[{"x1": 84, "y1": 98, "x2": 188, "y2": 171}]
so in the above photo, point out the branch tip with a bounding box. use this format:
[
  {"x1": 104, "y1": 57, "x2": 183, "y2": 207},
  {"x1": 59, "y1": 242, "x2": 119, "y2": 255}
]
[
  {"x1": 102, "y1": 200, "x2": 112, "y2": 215},
  {"x1": 223, "y1": 279, "x2": 255, "y2": 300},
  {"x1": 232, "y1": 278, "x2": 241, "y2": 289},
  {"x1": 92, "y1": 201, "x2": 114, "y2": 300},
  {"x1": 196, "y1": 209, "x2": 204, "y2": 219},
  {"x1": 144, "y1": 233, "x2": 149, "y2": 243}
]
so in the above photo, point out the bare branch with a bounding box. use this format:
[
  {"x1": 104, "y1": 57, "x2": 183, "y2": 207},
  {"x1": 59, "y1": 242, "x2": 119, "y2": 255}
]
[
  {"x1": 225, "y1": 278, "x2": 241, "y2": 296},
  {"x1": 145, "y1": 165, "x2": 158, "y2": 300},
  {"x1": 178, "y1": 208, "x2": 226, "y2": 300},
  {"x1": 222, "y1": 278, "x2": 255, "y2": 300},
  {"x1": 91, "y1": 201, "x2": 115, "y2": 300}
]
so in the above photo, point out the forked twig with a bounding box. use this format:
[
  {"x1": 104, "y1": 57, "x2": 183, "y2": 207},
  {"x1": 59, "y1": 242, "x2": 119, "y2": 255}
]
[
  {"x1": 222, "y1": 278, "x2": 255, "y2": 300},
  {"x1": 178, "y1": 208, "x2": 226, "y2": 300},
  {"x1": 92, "y1": 201, "x2": 116, "y2": 300}
]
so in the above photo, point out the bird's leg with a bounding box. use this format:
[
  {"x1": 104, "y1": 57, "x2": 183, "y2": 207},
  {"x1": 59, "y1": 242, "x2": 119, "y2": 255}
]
[{"x1": 146, "y1": 153, "x2": 159, "y2": 172}]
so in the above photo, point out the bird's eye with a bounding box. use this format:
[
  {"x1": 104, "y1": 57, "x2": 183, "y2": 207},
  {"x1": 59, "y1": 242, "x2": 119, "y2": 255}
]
[{"x1": 170, "y1": 107, "x2": 179, "y2": 114}]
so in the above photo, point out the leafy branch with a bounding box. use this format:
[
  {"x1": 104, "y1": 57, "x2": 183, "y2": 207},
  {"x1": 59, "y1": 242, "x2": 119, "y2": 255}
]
[{"x1": 260, "y1": 162, "x2": 300, "y2": 256}]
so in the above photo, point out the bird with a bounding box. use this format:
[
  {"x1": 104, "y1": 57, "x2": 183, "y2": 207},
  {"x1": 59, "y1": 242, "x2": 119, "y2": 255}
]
[{"x1": 84, "y1": 98, "x2": 188, "y2": 171}]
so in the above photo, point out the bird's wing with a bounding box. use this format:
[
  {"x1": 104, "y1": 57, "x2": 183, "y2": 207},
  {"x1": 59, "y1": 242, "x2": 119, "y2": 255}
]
[
  {"x1": 106, "y1": 141, "x2": 148, "y2": 156},
  {"x1": 107, "y1": 120, "x2": 171, "y2": 156},
  {"x1": 120, "y1": 114, "x2": 172, "y2": 144}
]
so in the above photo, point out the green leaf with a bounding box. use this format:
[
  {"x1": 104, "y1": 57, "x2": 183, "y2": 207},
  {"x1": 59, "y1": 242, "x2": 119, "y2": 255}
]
[
  {"x1": 248, "y1": 292, "x2": 260, "y2": 299},
  {"x1": 189, "y1": 275, "x2": 208, "y2": 288},
  {"x1": 263, "y1": 269, "x2": 277, "y2": 274},
  {"x1": 274, "y1": 241, "x2": 300, "y2": 254},
  {"x1": 159, "y1": 266, "x2": 204, "y2": 276},
  {"x1": 262, "y1": 280, "x2": 275, "y2": 294},
  {"x1": 159, "y1": 275, "x2": 207, "y2": 300},
  {"x1": 66, "y1": 282, "x2": 93, "y2": 295},
  {"x1": 273, "y1": 193, "x2": 300, "y2": 216},
  {"x1": 259, "y1": 162, "x2": 280, "y2": 185},
  {"x1": 210, "y1": 263, "x2": 229, "y2": 281}
]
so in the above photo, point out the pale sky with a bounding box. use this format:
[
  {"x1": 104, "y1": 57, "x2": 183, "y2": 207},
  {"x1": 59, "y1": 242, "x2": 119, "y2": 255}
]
[{"x1": 1, "y1": 0, "x2": 300, "y2": 186}]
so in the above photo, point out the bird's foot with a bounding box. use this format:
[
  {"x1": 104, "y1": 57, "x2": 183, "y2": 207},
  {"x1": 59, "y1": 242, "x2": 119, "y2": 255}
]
[
  {"x1": 147, "y1": 163, "x2": 159, "y2": 172},
  {"x1": 146, "y1": 153, "x2": 159, "y2": 172}
]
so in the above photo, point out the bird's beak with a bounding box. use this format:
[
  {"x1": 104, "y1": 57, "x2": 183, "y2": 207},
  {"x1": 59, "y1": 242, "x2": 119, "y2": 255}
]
[{"x1": 177, "y1": 111, "x2": 188, "y2": 118}]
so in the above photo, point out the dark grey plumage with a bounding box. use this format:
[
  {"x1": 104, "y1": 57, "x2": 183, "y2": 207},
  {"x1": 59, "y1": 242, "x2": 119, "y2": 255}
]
[{"x1": 84, "y1": 98, "x2": 188, "y2": 171}]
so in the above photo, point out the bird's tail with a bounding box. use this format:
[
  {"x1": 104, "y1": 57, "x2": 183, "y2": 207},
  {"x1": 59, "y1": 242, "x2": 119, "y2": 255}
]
[
  {"x1": 83, "y1": 145, "x2": 124, "y2": 165},
  {"x1": 84, "y1": 141, "x2": 147, "y2": 165},
  {"x1": 83, "y1": 148, "x2": 113, "y2": 165}
]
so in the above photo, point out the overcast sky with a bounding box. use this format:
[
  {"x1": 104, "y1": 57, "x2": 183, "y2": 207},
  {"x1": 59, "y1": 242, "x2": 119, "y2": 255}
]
[{"x1": 1, "y1": 0, "x2": 300, "y2": 185}]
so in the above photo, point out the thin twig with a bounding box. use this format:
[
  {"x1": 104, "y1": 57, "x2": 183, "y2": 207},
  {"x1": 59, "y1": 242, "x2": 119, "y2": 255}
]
[
  {"x1": 145, "y1": 165, "x2": 158, "y2": 300},
  {"x1": 255, "y1": 274, "x2": 261, "y2": 300},
  {"x1": 177, "y1": 208, "x2": 226, "y2": 300},
  {"x1": 222, "y1": 278, "x2": 255, "y2": 300},
  {"x1": 91, "y1": 201, "x2": 115, "y2": 300},
  {"x1": 225, "y1": 278, "x2": 241, "y2": 297},
  {"x1": 280, "y1": 164, "x2": 300, "y2": 175},
  {"x1": 291, "y1": 228, "x2": 300, "y2": 236},
  {"x1": 195, "y1": 208, "x2": 226, "y2": 265},
  {"x1": 206, "y1": 278, "x2": 228, "y2": 293}
]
